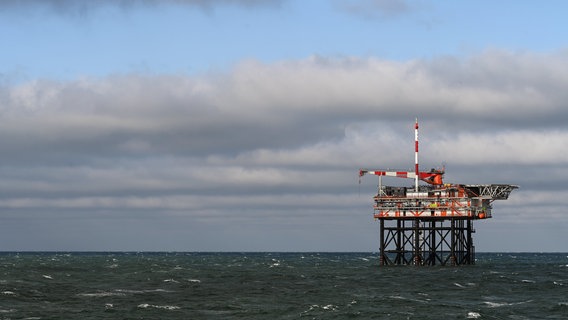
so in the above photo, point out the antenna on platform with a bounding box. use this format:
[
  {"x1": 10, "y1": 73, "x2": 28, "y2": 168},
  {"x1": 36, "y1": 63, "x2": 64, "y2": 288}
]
[{"x1": 414, "y1": 118, "x2": 419, "y2": 191}]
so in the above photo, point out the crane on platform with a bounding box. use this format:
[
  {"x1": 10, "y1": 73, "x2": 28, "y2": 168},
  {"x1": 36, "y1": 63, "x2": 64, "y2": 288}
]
[{"x1": 359, "y1": 119, "x2": 444, "y2": 186}]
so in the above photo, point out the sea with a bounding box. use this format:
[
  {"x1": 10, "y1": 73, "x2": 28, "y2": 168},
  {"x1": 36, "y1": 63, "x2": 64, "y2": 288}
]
[{"x1": 0, "y1": 252, "x2": 566, "y2": 319}]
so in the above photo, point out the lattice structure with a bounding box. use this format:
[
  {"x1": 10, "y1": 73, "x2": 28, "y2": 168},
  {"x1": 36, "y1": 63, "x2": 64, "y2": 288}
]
[
  {"x1": 360, "y1": 119, "x2": 518, "y2": 266},
  {"x1": 379, "y1": 219, "x2": 474, "y2": 266}
]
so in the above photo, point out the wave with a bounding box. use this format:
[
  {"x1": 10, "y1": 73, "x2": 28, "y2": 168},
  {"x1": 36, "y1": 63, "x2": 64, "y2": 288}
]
[
  {"x1": 77, "y1": 291, "x2": 126, "y2": 298},
  {"x1": 138, "y1": 303, "x2": 180, "y2": 310},
  {"x1": 483, "y1": 300, "x2": 533, "y2": 308}
]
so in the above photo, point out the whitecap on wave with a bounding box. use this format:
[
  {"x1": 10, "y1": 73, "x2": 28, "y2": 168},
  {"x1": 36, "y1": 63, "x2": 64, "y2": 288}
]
[
  {"x1": 77, "y1": 292, "x2": 126, "y2": 298},
  {"x1": 521, "y1": 279, "x2": 535, "y2": 283},
  {"x1": 0, "y1": 308, "x2": 16, "y2": 313},
  {"x1": 114, "y1": 288, "x2": 173, "y2": 294},
  {"x1": 483, "y1": 300, "x2": 532, "y2": 308},
  {"x1": 301, "y1": 304, "x2": 339, "y2": 315},
  {"x1": 484, "y1": 301, "x2": 508, "y2": 308},
  {"x1": 137, "y1": 303, "x2": 180, "y2": 310},
  {"x1": 269, "y1": 259, "x2": 281, "y2": 268},
  {"x1": 454, "y1": 282, "x2": 476, "y2": 288}
]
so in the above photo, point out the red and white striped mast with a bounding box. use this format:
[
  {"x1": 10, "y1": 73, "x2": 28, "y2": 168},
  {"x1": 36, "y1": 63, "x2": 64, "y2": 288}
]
[{"x1": 414, "y1": 118, "x2": 419, "y2": 191}]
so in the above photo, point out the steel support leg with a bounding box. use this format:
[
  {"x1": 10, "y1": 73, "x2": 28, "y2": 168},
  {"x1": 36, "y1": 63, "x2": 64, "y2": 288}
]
[{"x1": 378, "y1": 218, "x2": 476, "y2": 266}]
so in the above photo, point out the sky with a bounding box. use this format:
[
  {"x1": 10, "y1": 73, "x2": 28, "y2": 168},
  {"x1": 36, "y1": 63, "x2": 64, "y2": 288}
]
[{"x1": 0, "y1": 0, "x2": 567, "y2": 252}]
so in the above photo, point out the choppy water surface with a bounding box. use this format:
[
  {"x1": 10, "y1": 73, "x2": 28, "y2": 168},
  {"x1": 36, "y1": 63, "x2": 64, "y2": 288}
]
[{"x1": 0, "y1": 252, "x2": 566, "y2": 319}]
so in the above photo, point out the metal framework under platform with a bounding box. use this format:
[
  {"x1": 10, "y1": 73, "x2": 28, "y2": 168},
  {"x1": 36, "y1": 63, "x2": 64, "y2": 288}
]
[
  {"x1": 370, "y1": 183, "x2": 516, "y2": 266},
  {"x1": 378, "y1": 218, "x2": 475, "y2": 266}
]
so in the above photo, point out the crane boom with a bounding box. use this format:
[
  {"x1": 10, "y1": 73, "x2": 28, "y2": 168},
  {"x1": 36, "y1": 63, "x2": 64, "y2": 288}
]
[{"x1": 359, "y1": 169, "x2": 444, "y2": 185}]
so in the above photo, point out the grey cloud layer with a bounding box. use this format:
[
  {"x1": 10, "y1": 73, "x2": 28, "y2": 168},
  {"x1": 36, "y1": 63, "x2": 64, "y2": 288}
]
[
  {"x1": 1, "y1": 50, "x2": 567, "y2": 250},
  {"x1": 3, "y1": 51, "x2": 567, "y2": 161}
]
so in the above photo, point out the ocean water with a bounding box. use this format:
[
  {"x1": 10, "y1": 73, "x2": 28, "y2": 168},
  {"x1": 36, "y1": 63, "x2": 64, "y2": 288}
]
[{"x1": 0, "y1": 252, "x2": 566, "y2": 319}]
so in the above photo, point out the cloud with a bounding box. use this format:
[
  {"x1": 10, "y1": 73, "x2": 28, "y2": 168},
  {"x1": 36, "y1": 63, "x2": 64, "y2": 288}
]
[
  {"x1": 2, "y1": 51, "x2": 567, "y2": 168},
  {"x1": 334, "y1": 0, "x2": 414, "y2": 19},
  {"x1": 1, "y1": 50, "x2": 567, "y2": 250},
  {"x1": 430, "y1": 130, "x2": 568, "y2": 166},
  {"x1": 0, "y1": 0, "x2": 286, "y2": 17}
]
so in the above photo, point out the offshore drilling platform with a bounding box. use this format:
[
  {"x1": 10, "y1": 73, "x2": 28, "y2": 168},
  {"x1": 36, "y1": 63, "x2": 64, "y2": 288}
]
[{"x1": 359, "y1": 119, "x2": 517, "y2": 266}]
